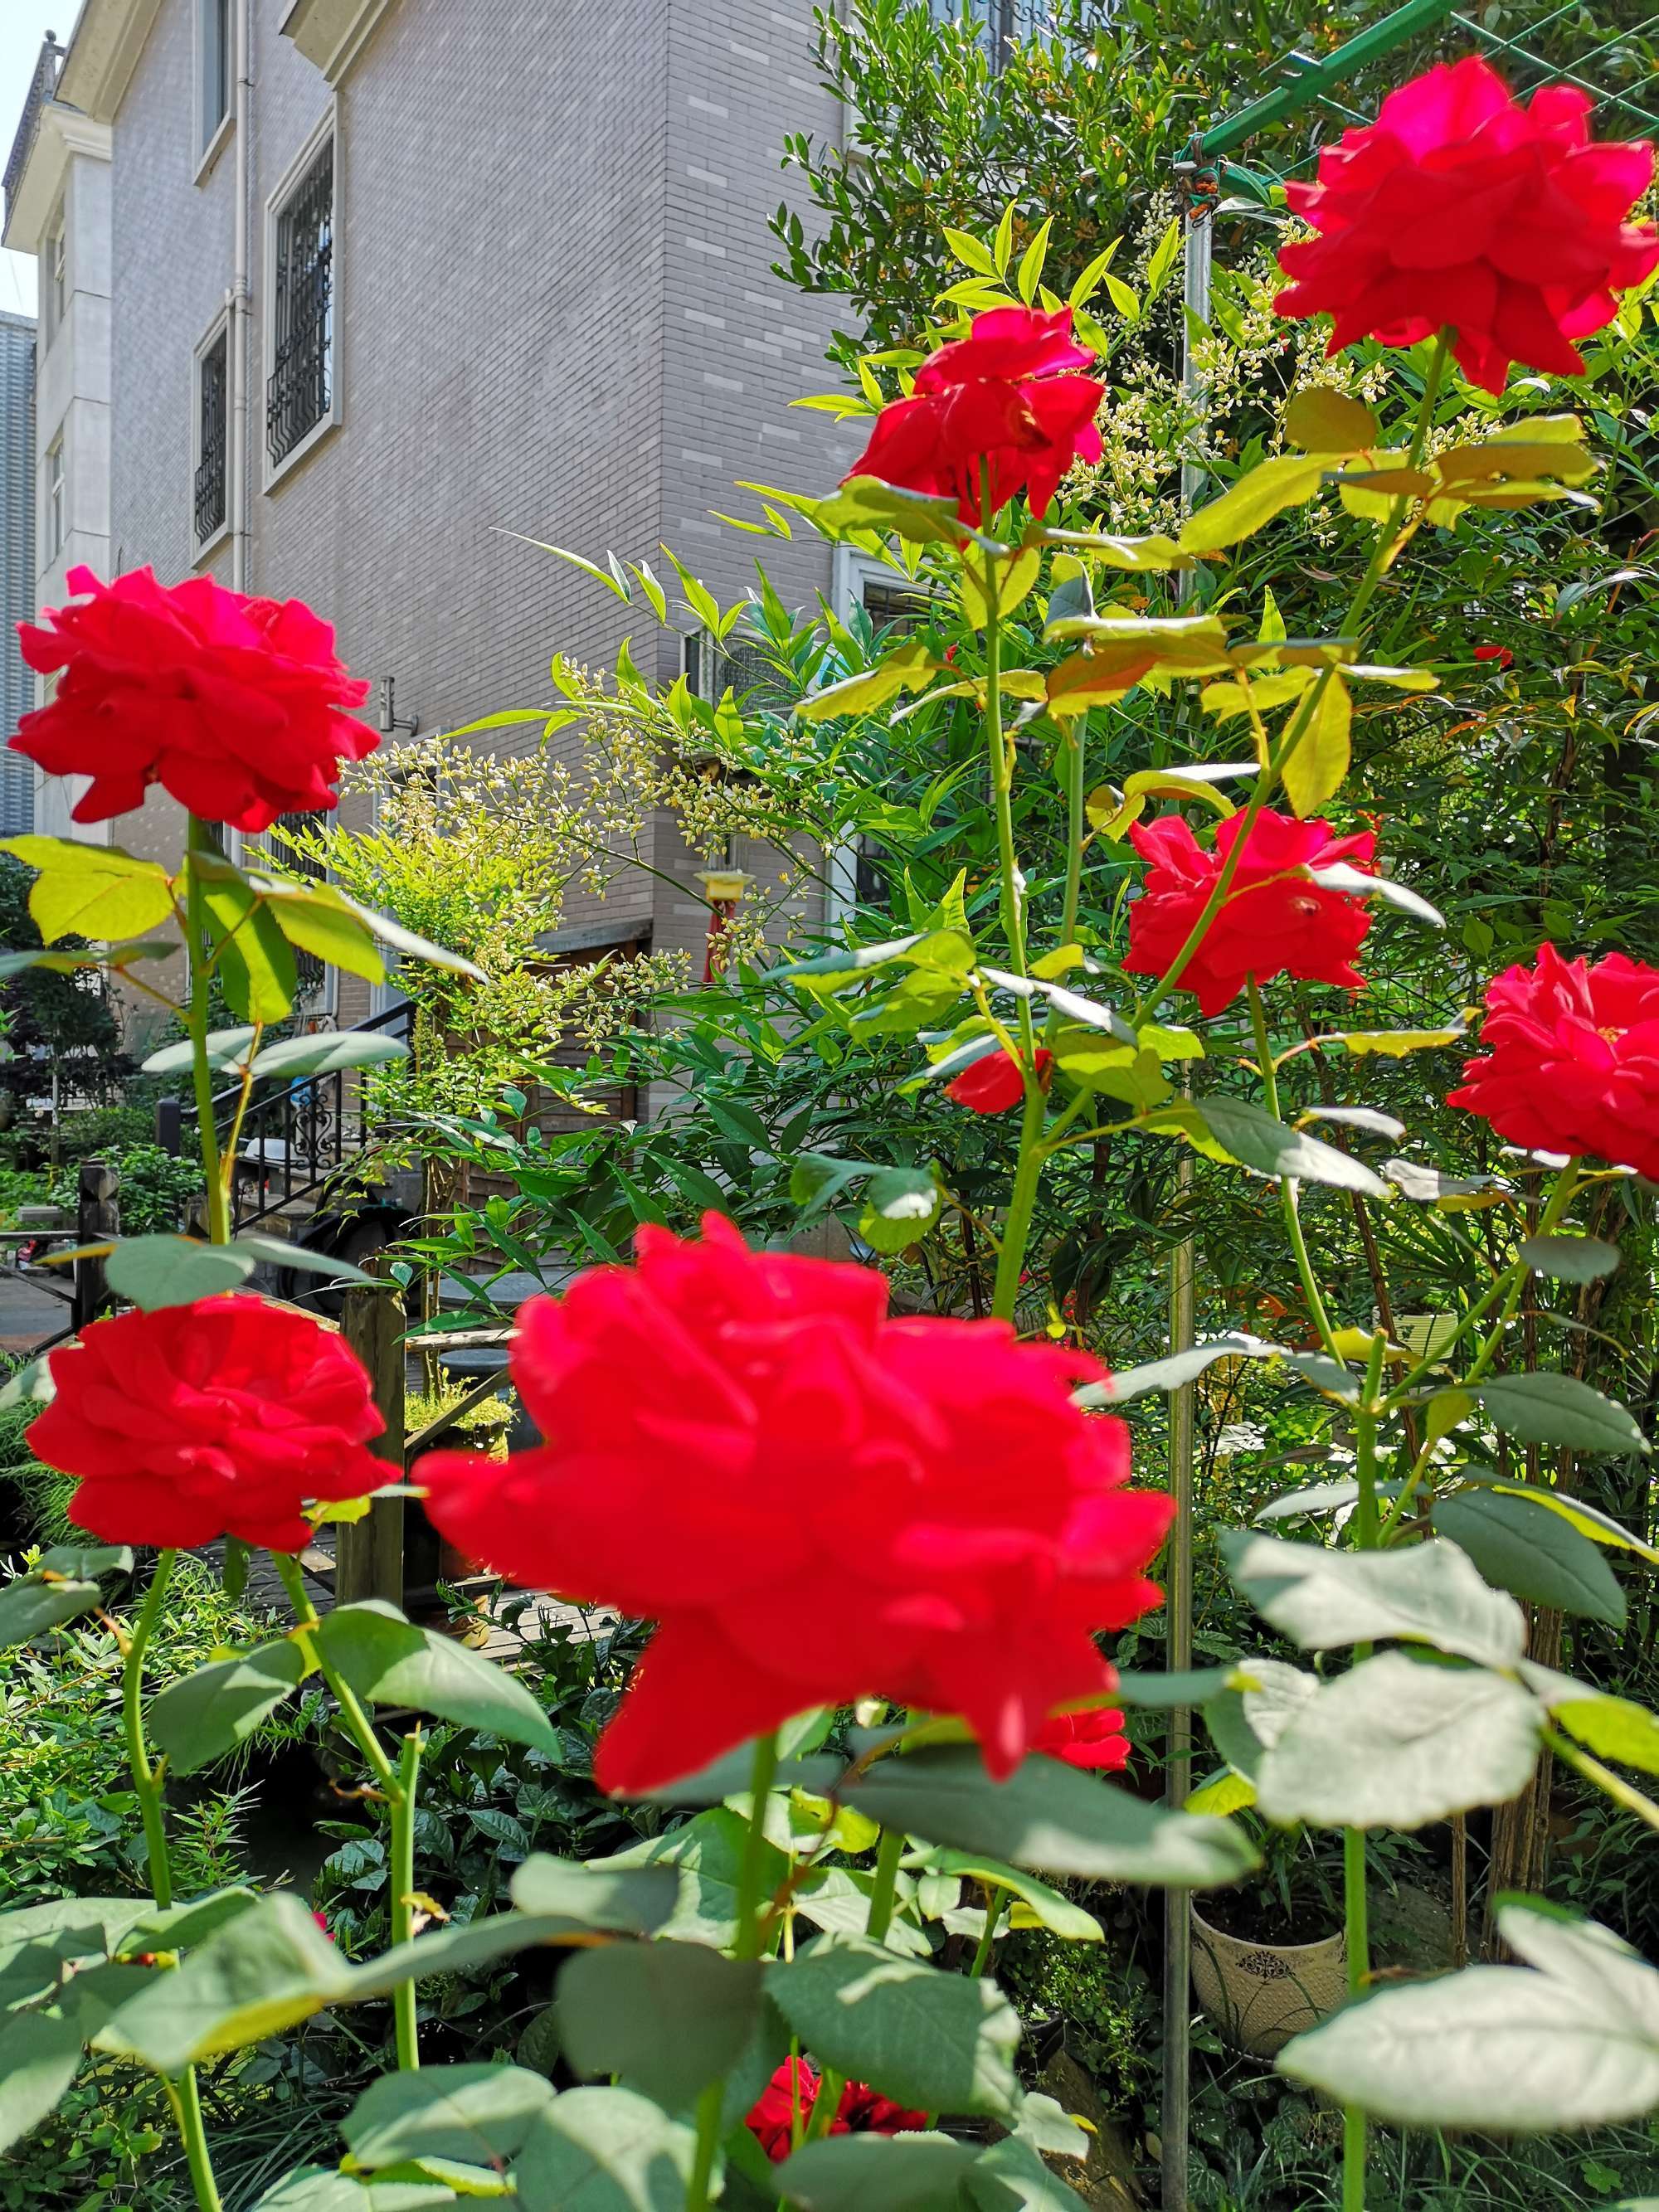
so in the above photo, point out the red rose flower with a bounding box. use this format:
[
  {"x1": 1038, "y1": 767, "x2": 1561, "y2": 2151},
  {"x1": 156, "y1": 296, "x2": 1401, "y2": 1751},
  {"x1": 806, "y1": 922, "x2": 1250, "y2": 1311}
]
[
  {"x1": 1473, "y1": 644, "x2": 1514, "y2": 668},
  {"x1": 1274, "y1": 57, "x2": 1659, "y2": 395},
  {"x1": 946, "y1": 1047, "x2": 1053, "y2": 1115},
  {"x1": 28, "y1": 1296, "x2": 389, "y2": 1552},
  {"x1": 846, "y1": 306, "x2": 1105, "y2": 523},
  {"x1": 13, "y1": 565, "x2": 376, "y2": 830},
  {"x1": 419, "y1": 1214, "x2": 1170, "y2": 1793},
  {"x1": 745, "y1": 2061, "x2": 926, "y2": 2162},
  {"x1": 1446, "y1": 942, "x2": 1659, "y2": 1179},
  {"x1": 1123, "y1": 807, "x2": 1377, "y2": 1018},
  {"x1": 1034, "y1": 1704, "x2": 1130, "y2": 1772}
]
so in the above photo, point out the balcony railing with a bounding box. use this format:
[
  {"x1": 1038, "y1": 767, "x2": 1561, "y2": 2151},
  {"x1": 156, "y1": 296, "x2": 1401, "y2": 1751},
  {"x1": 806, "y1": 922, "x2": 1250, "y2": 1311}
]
[{"x1": 4, "y1": 34, "x2": 64, "y2": 233}]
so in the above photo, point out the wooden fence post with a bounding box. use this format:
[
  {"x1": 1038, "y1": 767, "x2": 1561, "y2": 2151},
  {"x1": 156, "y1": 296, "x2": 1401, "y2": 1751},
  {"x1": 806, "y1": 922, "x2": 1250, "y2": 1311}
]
[
  {"x1": 336, "y1": 1256, "x2": 406, "y2": 1608},
  {"x1": 71, "y1": 1158, "x2": 117, "y2": 1332}
]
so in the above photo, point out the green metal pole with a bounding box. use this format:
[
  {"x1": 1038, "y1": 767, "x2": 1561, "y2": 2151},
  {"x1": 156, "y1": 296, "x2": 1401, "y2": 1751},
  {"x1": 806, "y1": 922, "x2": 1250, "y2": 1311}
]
[{"x1": 1194, "y1": 0, "x2": 1458, "y2": 160}]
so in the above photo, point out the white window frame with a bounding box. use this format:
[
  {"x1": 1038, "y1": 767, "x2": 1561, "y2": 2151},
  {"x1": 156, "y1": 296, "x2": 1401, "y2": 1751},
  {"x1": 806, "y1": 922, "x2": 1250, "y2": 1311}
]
[
  {"x1": 262, "y1": 105, "x2": 341, "y2": 491},
  {"x1": 44, "y1": 211, "x2": 66, "y2": 345},
  {"x1": 44, "y1": 433, "x2": 66, "y2": 562},
  {"x1": 191, "y1": 309, "x2": 232, "y2": 560},
  {"x1": 194, "y1": 0, "x2": 235, "y2": 178}
]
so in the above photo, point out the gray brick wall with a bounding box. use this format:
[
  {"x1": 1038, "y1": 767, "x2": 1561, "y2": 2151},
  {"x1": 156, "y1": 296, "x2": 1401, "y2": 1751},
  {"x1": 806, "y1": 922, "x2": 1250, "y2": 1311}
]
[{"x1": 101, "y1": 0, "x2": 858, "y2": 970}]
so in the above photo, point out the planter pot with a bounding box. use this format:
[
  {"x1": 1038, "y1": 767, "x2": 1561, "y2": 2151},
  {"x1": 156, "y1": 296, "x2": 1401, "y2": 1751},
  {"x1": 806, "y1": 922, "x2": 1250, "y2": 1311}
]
[{"x1": 1190, "y1": 1903, "x2": 1347, "y2": 2059}]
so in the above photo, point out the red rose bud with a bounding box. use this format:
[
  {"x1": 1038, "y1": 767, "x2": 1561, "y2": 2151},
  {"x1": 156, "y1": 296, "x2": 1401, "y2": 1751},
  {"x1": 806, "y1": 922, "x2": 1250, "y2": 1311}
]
[
  {"x1": 1035, "y1": 1703, "x2": 1131, "y2": 1772},
  {"x1": 1274, "y1": 56, "x2": 1659, "y2": 395},
  {"x1": 419, "y1": 1214, "x2": 1171, "y2": 1793},
  {"x1": 27, "y1": 1298, "x2": 390, "y2": 1553},
  {"x1": 1123, "y1": 806, "x2": 1377, "y2": 1018},
  {"x1": 13, "y1": 565, "x2": 375, "y2": 829},
  {"x1": 1446, "y1": 943, "x2": 1659, "y2": 1180},
  {"x1": 845, "y1": 305, "x2": 1104, "y2": 523},
  {"x1": 946, "y1": 1047, "x2": 1053, "y2": 1116},
  {"x1": 1473, "y1": 644, "x2": 1514, "y2": 667}
]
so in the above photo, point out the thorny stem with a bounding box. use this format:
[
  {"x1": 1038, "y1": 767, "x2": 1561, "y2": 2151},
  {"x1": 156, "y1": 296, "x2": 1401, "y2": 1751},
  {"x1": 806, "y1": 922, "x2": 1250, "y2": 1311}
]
[
  {"x1": 124, "y1": 1553, "x2": 223, "y2": 2212},
  {"x1": 183, "y1": 815, "x2": 231, "y2": 1246}
]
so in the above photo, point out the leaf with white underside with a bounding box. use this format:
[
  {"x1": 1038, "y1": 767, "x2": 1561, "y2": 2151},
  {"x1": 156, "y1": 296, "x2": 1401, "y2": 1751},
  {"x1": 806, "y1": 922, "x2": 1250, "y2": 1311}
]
[
  {"x1": 1254, "y1": 1650, "x2": 1543, "y2": 1828},
  {"x1": 1196, "y1": 1097, "x2": 1386, "y2": 1195},
  {"x1": 1307, "y1": 862, "x2": 1445, "y2": 926},
  {"x1": 1220, "y1": 1531, "x2": 1525, "y2": 1669},
  {"x1": 1278, "y1": 1904, "x2": 1659, "y2": 2132}
]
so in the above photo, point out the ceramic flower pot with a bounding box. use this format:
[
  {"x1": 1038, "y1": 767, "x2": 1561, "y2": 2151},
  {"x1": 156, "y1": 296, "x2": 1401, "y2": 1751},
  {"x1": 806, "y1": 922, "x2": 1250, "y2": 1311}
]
[{"x1": 1190, "y1": 1902, "x2": 1348, "y2": 2059}]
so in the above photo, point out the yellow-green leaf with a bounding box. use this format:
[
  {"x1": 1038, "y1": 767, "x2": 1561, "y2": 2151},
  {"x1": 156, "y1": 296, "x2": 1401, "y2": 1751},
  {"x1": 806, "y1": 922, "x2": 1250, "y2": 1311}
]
[
  {"x1": 1281, "y1": 673, "x2": 1351, "y2": 817},
  {"x1": 1015, "y1": 216, "x2": 1053, "y2": 304},
  {"x1": 1285, "y1": 387, "x2": 1379, "y2": 454},
  {"x1": 1145, "y1": 217, "x2": 1182, "y2": 299},
  {"x1": 798, "y1": 639, "x2": 941, "y2": 722},
  {"x1": 942, "y1": 226, "x2": 999, "y2": 279},
  {"x1": 1180, "y1": 455, "x2": 1328, "y2": 556},
  {"x1": 960, "y1": 546, "x2": 1042, "y2": 630},
  {"x1": 7, "y1": 842, "x2": 179, "y2": 946},
  {"x1": 1067, "y1": 238, "x2": 1122, "y2": 309}
]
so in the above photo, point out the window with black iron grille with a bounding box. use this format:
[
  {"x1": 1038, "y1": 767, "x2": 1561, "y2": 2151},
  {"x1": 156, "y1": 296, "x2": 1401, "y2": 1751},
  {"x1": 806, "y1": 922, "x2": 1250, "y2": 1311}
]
[
  {"x1": 267, "y1": 136, "x2": 334, "y2": 472},
  {"x1": 194, "y1": 328, "x2": 227, "y2": 547}
]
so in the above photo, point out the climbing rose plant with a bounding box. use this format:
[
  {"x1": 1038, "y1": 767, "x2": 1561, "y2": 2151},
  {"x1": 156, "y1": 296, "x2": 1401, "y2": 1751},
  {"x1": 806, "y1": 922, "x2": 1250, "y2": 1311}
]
[{"x1": 0, "y1": 51, "x2": 1657, "y2": 2212}]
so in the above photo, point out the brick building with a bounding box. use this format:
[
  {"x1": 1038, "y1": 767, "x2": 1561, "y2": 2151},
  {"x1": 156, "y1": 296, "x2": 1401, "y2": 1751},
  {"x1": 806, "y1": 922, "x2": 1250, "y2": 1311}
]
[
  {"x1": 0, "y1": 309, "x2": 36, "y2": 835},
  {"x1": 3, "y1": 0, "x2": 871, "y2": 1042}
]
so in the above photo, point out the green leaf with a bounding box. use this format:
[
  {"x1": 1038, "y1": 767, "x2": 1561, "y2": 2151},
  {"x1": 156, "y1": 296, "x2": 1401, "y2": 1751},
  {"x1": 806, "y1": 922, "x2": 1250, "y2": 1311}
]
[
  {"x1": 843, "y1": 1747, "x2": 1258, "y2": 1888},
  {"x1": 105, "y1": 1235, "x2": 256, "y2": 1310},
  {"x1": 143, "y1": 1027, "x2": 259, "y2": 1075},
  {"x1": 148, "y1": 1641, "x2": 310, "y2": 1777},
  {"x1": 1432, "y1": 1488, "x2": 1626, "y2": 1626},
  {"x1": 339, "y1": 894, "x2": 485, "y2": 980},
  {"x1": 1280, "y1": 673, "x2": 1351, "y2": 817},
  {"x1": 1550, "y1": 1692, "x2": 1659, "y2": 1778},
  {"x1": 968, "y1": 2136, "x2": 1094, "y2": 2210},
  {"x1": 0, "y1": 1572, "x2": 108, "y2": 1649},
  {"x1": 1144, "y1": 216, "x2": 1181, "y2": 298},
  {"x1": 1255, "y1": 1651, "x2": 1542, "y2": 1829},
  {"x1": 250, "y1": 1033, "x2": 410, "y2": 1078},
  {"x1": 345, "y1": 2064, "x2": 556, "y2": 2170},
  {"x1": 34, "y1": 1543, "x2": 132, "y2": 1581},
  {"x1": 0, "y1": 2008, "x2": 82, "y2": 2154},
  {"x1": 593, "y1": 1808, "x2": 791, "y2": 1950},
  {"x1": 1178, "y1": 456, "x2": 1327, "y2": 556},
  {"x1": 1474, "y1": 1372, "x2": 1649, "y2": 1456},
  {"x1": 0, "y1": 838, "x2": 178, "y2": 946},
  {"x1": 233, "y1": 1233, "x2": 378, "y2": 1286},
  {"x1": 558, "y1": 1942, "x2": 764, "y2": 2109},
  {"x1": 1285, "y1": 387, "x2": 1379, "y2": 453},
  {"x1": 253, "y1": 879, "x2": 388, "y2": 986},
  {"x1": 1084, "y1": 1332, "x2": 1287, "y2": 1403},
  {"x1": 192, "y1": 860, "x2": 299, "y2": 1024},
  {"x1": 799, "y1": 640, "x2": 941, "y2": 723},
  {"x1": 94, "y1": 1894, "x2": 348, "y2": 2070},
  {"x1": 858, "y1": 1165, "x2": 943, "y2": 1254},
  {"x1": 1491, "y1": 1485, "x2": 1659, "y2": 1566},
  {"x1": 807, "y1": 477, "x2": 968, "y2": 549},
  {"x1": 775, "y1": 2134, "x2": 979, "y2": 2211},
  {"x1": 1196, "y1": 1097, "x2": 1385, "y2": 1195},
  {"x1": 771, "y1": 1934, "x2": 1022, "y2": 2119},
  {"x1": 508, "y1": 1858, "x2": 681, "y2": 1936},
  {"x1": 1016, "y1": 216, "x2": 1054, "y2": 304},
  {"x1": 511, "y1": 2087, "x2": 697, "y2": 2211},
  {"x1": 902, "y1": 1850, "x2": 1101, "y2": 1942},
  {"x1": 943, "y1": 227, "x2": 999, "y2": 278},
  {"x1": 1278, "y1": 1906, "x2": 1659, "y2": 2131},
  {"x1": 121, "y1": 1888, "x2": 261, "y2": 1956},
  {"x1": 1110, "y1": 1666, "x2": 1241, "y2": 1708},
  {"x1": 250, "y1": 2171, "x2": 458, "y2": 2210},
  {"x1": 1221, "y1": 1531, "x2": 1524, "y2": 1668},
  {"x1": 1204, "y1": 1657, "x2": 1317, "y2": 1782},
  {"x1": 1519, "y1": 1234, "x2": 1621, "y2": 1282},
  {"x1": 314, "y1": 1602, "x2": 557, "y2": 1753}
]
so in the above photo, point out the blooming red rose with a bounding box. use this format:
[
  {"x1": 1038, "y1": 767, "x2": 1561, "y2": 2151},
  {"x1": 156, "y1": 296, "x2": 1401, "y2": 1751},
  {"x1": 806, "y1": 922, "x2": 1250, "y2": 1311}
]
[
  {"x1": 845, "y1": 306, "x2": 1105, "y2": 523},
  {"x1": 1034, "y1": 1704, "x2": 1130, "y2": 1772},
  {"x1": 1446, "y1": 942, "x2": 1659, "y2": 1179},
  {"x1": 419, "y1": 1214, "x2": 1170, "y2": 1793},
  {"x1": 946, "y1": 1046, "x2": 1053, "y2": 1115},
  {"x1": 28, "y1": 1296, "x2": 390, "y2": 1552},
  {"x1": 1473, "y1": 644, "x2": 1514, "y2": 668},
  {"x1": 745, "y1": 2060, "x2": 926, "y2": 2163},
  {"x1": 13, "y1": 565, "x2": 376, "y2": 830},
  {"x1": 1123, "y1": 807, "x2": 1377, "y2": 1018},
  {"x1": 1274, "y1": 57, "x2": 1659, "y2": 395}
]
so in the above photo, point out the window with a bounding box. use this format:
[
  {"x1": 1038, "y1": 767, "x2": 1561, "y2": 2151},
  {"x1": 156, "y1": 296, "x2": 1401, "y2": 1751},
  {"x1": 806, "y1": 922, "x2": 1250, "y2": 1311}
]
[
  {"x1": 45, "y1": 435, "x2": 64, "y2": 560},
  {"x1": 44, "y1": 216, "x2": 66, "y2": 342},
  {"x1": 198, "y1": 0, "x2": 231, "y2": 156},
  {"x1": 266, "y1": 127, "x2": 336, "y2": 476},
  {"x1": 193, "y1": 322, "x2": 229, "y2": 550}
]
